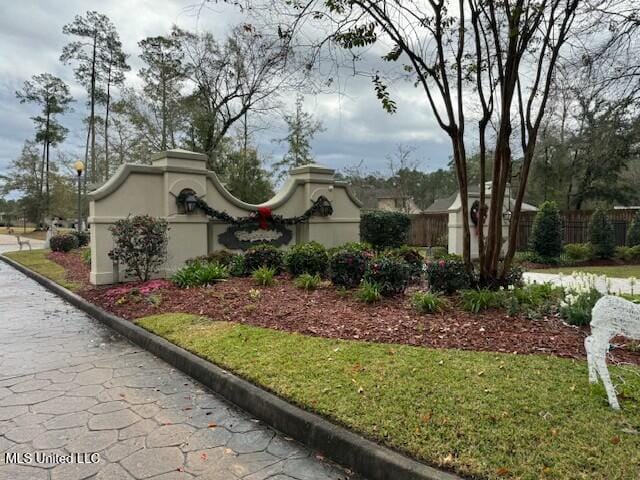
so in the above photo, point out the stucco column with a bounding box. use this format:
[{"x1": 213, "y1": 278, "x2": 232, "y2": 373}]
[
  {"x1": 288, "y1": 164, "x2": 361, "y2": 248},
  {"x1": 448, "y1": 189, "x2": 510, "y2": 259},
  {"x1": 153, "y1": 150, "x2": 209, "y2": 275}
]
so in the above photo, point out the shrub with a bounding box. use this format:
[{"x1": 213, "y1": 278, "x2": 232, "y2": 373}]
[
  {"x1": 81, "y1": 248, "x2": 91, "y2": 265},
  {"x1": 560, "y1": 288, "x2": 602, "y2": 326},
  {"x1": 329, "y1": 249, "x2": 370, "y2": 288},
  {"x1": 589, "y1": 208, "x2": 615, "y2": 259},
  {"x1": 356, "y1": 281, "x2": 382, "y2": 303},
  {"x1": 461, "y1": 289, "x2": 503, "y2": 313},
  {"x1": 616, "y1": 246, "x2": 633, "y2": 262},
  {"x1": 429, "y1": 248, "x2": 462, "y2": 262},
  {"x1": 331, "y1": 241, "x2": 373, "y2": 254},
  {"x1": 530, "y1": 201, "x2": 563, "y2": 260},
  {"x1": 616, "y1": 245, "x2": 640, "y2": 262},
  {"x1": 285, "y1": 242, "x2": 329, "y2": 276},
  {"x1": 49, "y1": 233, "x2": 79, "y2": 253},
  {"x1": 252, "y1": 266, "x2": 276, "y2": 286},
  {"x1": 363, "y1": 255, "x2": 410, "y2": 296},
  {"x1": 430, "y1": 246, "x2": 449, "y2": 259},
  {"x1": 499, "y1": 264, "x2": 524, "y2": 289},
  {"x1": 411, "y1": 291, "x2": 447, "y2": 313},
  {"x1": 109, "y1": 215, "x2": 169, "y2": 282},
  {"x1": 504, "y1": 283, "x2": 564, "y2": 316},
  {"x1": 425, "y1": 259, "x2": 471, "y2": 294},
  {"x1": 513, "y1": 251, "x2": 535, "y2": 264},
  {"x1": 70, "y1": 230, "x2": 90, "y2": 247},
  {"x1": 171, "y1": 261, "x2": 229, "y2": 288},
  {"x1": 294, "y1": 273, "x2": 322, "y2": 290},
  {"x1": 243, "y1": 244, "x2": 284, "y2": 274},
  {"x1": 228, "y1": 255, "x2": 246, "y2": 277},
  {"x1": 387, "y1": 246, "x2": 424, "y2": 281},
  {"x1": 564, "y1": 243, "x2": 593, "y2": 263},
  {"x1": 188, "y1": 250, "x2": 238, "y2": 267},
  {"x1": 628, "y1": 211, "x2": 640, "y2": 247},
  {"x1": 360, "y1": 210, "x2": 411, "y2": 250},
  {"x1": 527, "y1": 253, "x2": 561, "y2": 265}
]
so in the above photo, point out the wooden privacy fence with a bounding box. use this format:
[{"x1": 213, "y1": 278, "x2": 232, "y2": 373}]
[
  {"x1": 408, "y1": 213, "x2": 448, "y2": 247},
  {"x1": 410, "y1": 209, "x2": 639, "y2": 249}
]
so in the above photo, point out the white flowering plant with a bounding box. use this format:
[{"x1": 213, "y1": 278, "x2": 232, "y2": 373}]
[{"x1": 559, "y1": 272, "x2": 603, "y2": 326}]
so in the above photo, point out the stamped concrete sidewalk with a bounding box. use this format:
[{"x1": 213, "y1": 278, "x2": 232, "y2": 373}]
[{"x1": 0, "y1": 261, "x2": 357, "y2": 480}]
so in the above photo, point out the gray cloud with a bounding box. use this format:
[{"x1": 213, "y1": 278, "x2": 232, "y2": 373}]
[{"x1": 0, "y1": 1, "x2": 452, "y2": 189}]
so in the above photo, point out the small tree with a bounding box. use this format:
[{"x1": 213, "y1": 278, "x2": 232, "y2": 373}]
[
  {"x1": 589, "y1": 208, "x2": 615, "y2": 259},
  {"x1": 109, "y1": 215, "x2": 169, "y2": 281},
  {"x1": 273, "y1": 94, "x2": 324, "y2": 179},
  {"x1": 627, "y1": 211, "x2": 640, "y2": 247},
  {"x1": 530, "y1": 201, "x2": 563, "y2": 260}
]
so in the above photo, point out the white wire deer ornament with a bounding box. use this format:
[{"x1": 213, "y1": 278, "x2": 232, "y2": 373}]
[{"x1": 584, "y1": 295, "x2": 640, "y2": 410}]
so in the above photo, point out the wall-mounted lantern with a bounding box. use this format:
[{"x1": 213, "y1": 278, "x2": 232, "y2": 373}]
[
  {"x1": 314, "y1": 195, "x2": 333, "y2": 217},
  {"x1": 177, "y1": 188, "x2": 199, "y2": 214}
]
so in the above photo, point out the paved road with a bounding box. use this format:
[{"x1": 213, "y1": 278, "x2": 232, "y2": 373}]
[{"x1": 0, "y1": 261, "x2": 356, "y2": 480}]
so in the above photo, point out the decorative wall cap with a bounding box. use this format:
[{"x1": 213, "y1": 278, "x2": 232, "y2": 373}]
[
  {"x1": 151, "y1": 149, "x2": 208, "y2": 163},
  {"x1": 289, "y1": 164, "x2": 335, "y2": 176}
]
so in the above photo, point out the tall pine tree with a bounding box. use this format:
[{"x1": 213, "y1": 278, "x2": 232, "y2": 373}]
[{"x1": 15, "y1": 73, "x2": 73, "y2": 220}]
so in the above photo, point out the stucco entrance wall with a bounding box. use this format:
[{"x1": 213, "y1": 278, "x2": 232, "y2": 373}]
[{"x1": 88, "y1": 149, "x2": 361, "y2": 285}]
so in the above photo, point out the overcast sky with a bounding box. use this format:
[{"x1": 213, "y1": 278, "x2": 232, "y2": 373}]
[{"x1": 0, "y1": 0, "x2": 453, "y2": 188}]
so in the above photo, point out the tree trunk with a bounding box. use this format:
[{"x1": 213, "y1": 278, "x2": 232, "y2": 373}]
[
  {"x1": 104, "y1": 58, "x2": 112, "y2": 181},
  {"x1": 161, "y1": 73, "x2": 167, "y2": 151},
  {"x1": 38, "y1": 140, "x2": 46, "y2": 225},
  {"x1": 45, "y1": 140, "x2": 50, "y2": 218},
  {"x1": 90, "y1": 32, "x2": 97, "y2": 183},
  {"x1": 43, "y1": 108, "x2": 52, "y2": 221},
  {"x1": 450, "y1": 131, "x2": 471, "y2": 271}
]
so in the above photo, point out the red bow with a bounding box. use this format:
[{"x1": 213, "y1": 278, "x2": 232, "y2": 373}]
[{"x1": 257, "y1": 207, "x2": 272, "y2": 229}]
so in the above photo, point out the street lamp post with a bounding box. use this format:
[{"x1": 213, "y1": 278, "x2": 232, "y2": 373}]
[{"x1": 73, "y1": 161, "x2": 85, "y2": 232}]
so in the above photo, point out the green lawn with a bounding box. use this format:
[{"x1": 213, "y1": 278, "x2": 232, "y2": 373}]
[
  {"x1": 138, "y1": 313, "x2": 640, "y2": 480},
  {"x1": 531, "y1": 264, "x2": 640, "y2": 278},
  {"x1": 3, "y1": 249, "x2": 80, "y2": 291}
]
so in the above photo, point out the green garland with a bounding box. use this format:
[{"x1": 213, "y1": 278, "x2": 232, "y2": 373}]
[{"x1": 177, "y1": 191, "x2": 333, "y2": 226}]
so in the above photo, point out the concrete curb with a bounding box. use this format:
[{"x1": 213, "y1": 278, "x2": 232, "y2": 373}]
[{"x1": 0, "y1": 254, "x2": 464, "y2": 480}]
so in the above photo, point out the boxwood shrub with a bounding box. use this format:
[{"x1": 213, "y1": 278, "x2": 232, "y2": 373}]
[
  {"x1": 364, "y1": 255, "x2": 410, "y2": 296},
  {"x1": 50, "y1": 233, "x2": 79, "y2": 252},
  {"x1": 360, "y1": 210, "x2": 411, "y2": 250},
  {"x1": 329, "y1": 248, "x2": 371, "y2": 288},
  {"x1": 285, "y1": 241, "x2": 329, "y2": 276},
  {"x1": 243, "y1": 244, "x2": 284, "y2": 274}
]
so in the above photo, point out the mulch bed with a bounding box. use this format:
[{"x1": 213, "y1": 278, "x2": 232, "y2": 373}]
[
  {"x1": 49, "y1": 251, "x2": 640, "y2": 366},
  {"x1": 47, "y1": 250, "x2": 92, "y2": 286}
]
